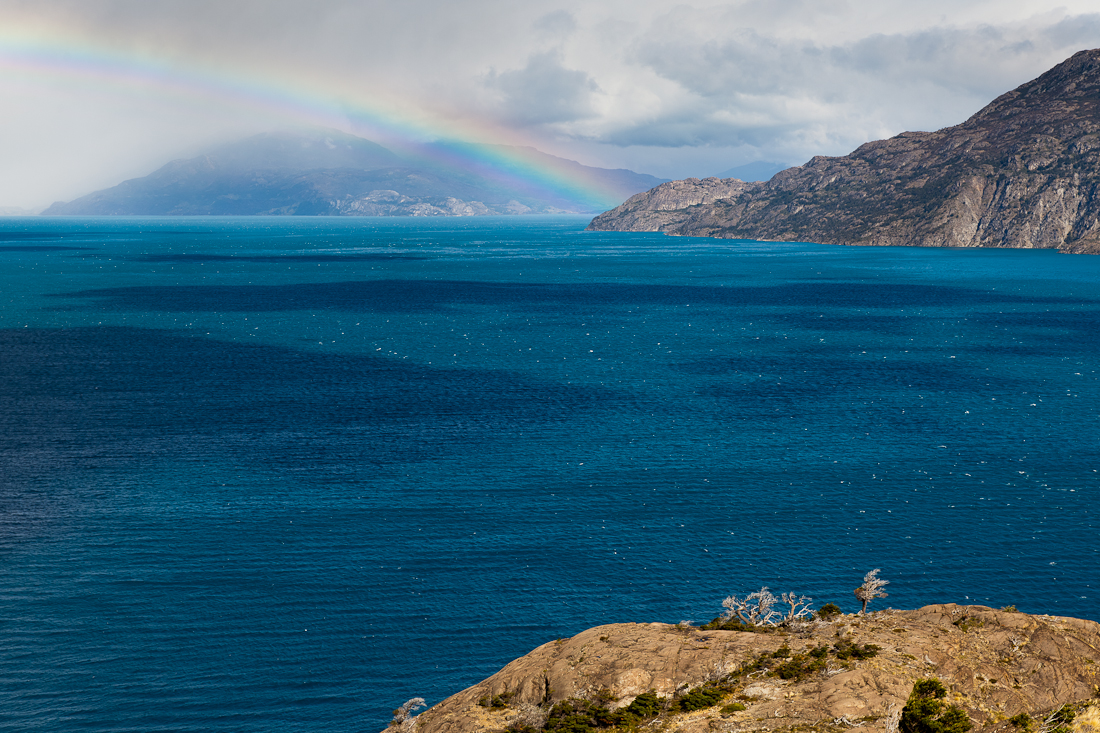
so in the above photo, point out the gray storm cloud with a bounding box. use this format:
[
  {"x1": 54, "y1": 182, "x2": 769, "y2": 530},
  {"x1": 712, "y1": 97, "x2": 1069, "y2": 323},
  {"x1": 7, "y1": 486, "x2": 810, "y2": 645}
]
[
  {"x1": 2, "y1": 0, "x2": 1100, "y2": 208},
  {"x1": 611, "y1": 10, "x2": 1100, "y2": 152},
  {"x1": 485, "y1": 51, "x2": 601, "y2": 125}
]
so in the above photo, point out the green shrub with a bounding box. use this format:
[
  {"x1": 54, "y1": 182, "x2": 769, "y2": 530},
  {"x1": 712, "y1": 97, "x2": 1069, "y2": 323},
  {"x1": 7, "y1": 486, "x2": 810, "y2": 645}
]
[
  {"x1": 543, "y1": 691, "x2": 666, "y2": 733},
  {"x1": 935, "y1": 707, "x2": 974, "y2": 733},
  {"x1": 772, "y1": 646, "x2": 830, "y2": 681},
  {"x1": 1045, "y1": 704, "x2": 1077, "y2": 733},
  {"x1": 545, "y1": 698, "x2": 613, "y2": 733},
  {"x1": 1008, "y1": 713, "x2": 1034, "y2": 732},
  {"x1": 899, "y1": 678, "x2": 973, "y2": 733},
  {"x1": 720, "y1": 702, "x2": 747, "y2": 714},
  {"x1": 739, "y1": 650, "x2": 775, "y2": 675},
  {"x1": 953, "y1": 617, "x2": 984, "y2": 633},
  {"x1": 772, "y1": 656, "x2": 826, "y2": 680},
  {"x1": 817, "y1": 603, "x2": 843, "y2": 620},
  {"x1": 648, "y1": 634, "x2": 884, "y2": 702},
  {"x1": 672, "y1": 685, "x2": 727, "y2": 712},
  {"x1": 833, "y1": 638, "x2": 880, "y2": 660},
  {"x1": 591, "y1": 689, "x2": 615, "y2": 706},
  {"x1": 698, "y1": 616, "x2": 751, "y2": 632},
  {"x1": 718, "y1": 638, "x2": 876, "y2": 685},
  {"x1": 622, "y1": 692, "x2": 661, "y2": 718}
]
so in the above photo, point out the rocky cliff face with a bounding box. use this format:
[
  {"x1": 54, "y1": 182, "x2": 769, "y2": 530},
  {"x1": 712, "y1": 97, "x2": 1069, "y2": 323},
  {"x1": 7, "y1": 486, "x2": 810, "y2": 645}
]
[
  {"x1": 404, "y1": 605, "x2": 1100, "y2": 733},
  {"x1": 589, "y1": 49, "x2": 1100, "y2": 254}
]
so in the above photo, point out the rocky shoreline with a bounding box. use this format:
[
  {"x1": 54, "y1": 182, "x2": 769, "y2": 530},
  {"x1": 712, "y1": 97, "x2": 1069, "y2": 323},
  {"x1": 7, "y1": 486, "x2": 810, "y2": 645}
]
[
  {"x1": 588, "y1": 49, "x2": 1100, "y2": 255},
  {"x1": 399, "y1": 604, "x2": 1100, "y2": 733}
]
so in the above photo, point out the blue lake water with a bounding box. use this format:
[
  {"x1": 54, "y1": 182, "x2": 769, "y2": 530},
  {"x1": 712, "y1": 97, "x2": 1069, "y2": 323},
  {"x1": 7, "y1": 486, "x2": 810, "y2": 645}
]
[{"x1": 0, "y1": 215, "x2": 1097, "y2": 731}]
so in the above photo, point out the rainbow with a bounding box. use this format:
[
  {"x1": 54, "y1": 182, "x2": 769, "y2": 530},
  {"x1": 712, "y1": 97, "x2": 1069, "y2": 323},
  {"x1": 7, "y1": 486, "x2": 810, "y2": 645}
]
[{"x1": 0, "y1": 25, "x2": 625, "y2": 209}]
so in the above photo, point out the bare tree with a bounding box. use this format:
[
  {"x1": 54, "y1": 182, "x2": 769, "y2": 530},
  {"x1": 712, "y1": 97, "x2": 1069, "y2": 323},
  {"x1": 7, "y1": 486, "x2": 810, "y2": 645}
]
[
  {"x1": 1071, "y1": 705, "x2": 1100, "y2": 733},
  {"x1": 779, "y1": 592, "x2": 815, "y2": 623},
  {"x1": 854, "y1": 569, "x2": 889, "y2": 614},
  {"x1": 705, "y1": 658, "x2": 736, "y2": 682},
  {"x1": 722, "y1": 587, "x2": 780, "y2": 626},
  {"x1": 391, "y1": 698, "x2": 427, "y2": 732},
  {"x1": 884, "y1": 704, "x2": 901, "y2": 733},
  {"x1": 515, "y1": 703, "x2": 548, "y2": 730}
]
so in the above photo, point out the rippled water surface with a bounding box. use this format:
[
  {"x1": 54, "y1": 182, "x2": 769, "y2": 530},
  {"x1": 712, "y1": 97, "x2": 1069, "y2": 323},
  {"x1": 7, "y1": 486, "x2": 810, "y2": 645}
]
[{"x1": 1, "y1": 216, "x2": 1097, "y2": 731}]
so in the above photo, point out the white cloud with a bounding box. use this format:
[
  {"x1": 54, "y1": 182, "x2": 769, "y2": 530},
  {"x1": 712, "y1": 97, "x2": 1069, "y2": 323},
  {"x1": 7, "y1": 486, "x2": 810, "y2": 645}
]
[
  {"x1": 552, "y1": 4, "x2": 1100, "y2": 175},
  {"x1": 586, "y1": 7, "x2": 1100, "y2": 155}
]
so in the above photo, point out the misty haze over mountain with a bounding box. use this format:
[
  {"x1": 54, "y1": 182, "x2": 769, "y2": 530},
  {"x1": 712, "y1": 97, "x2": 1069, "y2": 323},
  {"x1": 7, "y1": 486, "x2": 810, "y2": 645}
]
[{"x1": 41, "y1": 129, "x2": 668, "y2": 216}]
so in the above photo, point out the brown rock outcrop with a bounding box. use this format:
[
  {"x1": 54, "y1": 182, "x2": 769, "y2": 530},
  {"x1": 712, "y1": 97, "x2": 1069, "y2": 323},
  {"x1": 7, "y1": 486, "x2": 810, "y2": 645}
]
[
  {"x1": 408, "y1": 605, "x2": 1100, "y2": 733},
  {"x1": 588, "y1": 49, "x2": 1100, "y2": 254}
]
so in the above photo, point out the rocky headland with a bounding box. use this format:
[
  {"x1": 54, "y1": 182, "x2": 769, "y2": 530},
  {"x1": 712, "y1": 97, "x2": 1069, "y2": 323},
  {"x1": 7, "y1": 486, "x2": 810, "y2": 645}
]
[
  {"x1": 401, "y1": 604, "x2": 1100, "y2": 733},
  {"x1": 588, "y1": 49, "x2": 1100, "y2": 254}
]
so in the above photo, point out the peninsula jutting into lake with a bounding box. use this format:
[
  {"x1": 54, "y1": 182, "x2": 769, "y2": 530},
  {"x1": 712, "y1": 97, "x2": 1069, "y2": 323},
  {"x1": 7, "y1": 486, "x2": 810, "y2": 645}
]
[
  {"x1": 405, "y1": 602, "x2": 1100, "y2": 733},
  {"x1": 589, "y1": 49, "x2": 1100, "y2": 255}
]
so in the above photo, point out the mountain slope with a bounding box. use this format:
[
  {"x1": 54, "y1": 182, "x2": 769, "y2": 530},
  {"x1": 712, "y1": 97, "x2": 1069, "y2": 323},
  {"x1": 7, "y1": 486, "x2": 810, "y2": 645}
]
[
  {"x1": 715, "y1": 161, "x2": 787, "y2": 181},
  {"x1": 589, "y1": 49, "x2": 1100, "y2": 254},
  {"x1": 42, "y1": 129, "x2": 667, "y2": 217}
]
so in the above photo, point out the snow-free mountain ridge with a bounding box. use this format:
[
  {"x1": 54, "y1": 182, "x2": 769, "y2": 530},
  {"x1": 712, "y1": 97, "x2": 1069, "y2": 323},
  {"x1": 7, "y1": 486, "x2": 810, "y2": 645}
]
[{"x1": 589, "y1": 49, "x2": 1100, "y2": 254}]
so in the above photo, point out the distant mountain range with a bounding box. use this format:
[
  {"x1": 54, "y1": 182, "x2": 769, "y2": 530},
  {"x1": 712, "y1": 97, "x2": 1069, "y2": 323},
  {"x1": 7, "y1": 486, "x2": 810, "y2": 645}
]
[
  {"x1": 590, "y1": 48, "x2": 1100, "y2": 254},
  {"x1": 0, "y1": 206, "x2": 40, "y2": 217},
  {"x1": 714, "y1": 161, "x2": 786, "y2": 181},
  {"x1": 42, "y1": 129, "x2": 668, "y2": 217}
]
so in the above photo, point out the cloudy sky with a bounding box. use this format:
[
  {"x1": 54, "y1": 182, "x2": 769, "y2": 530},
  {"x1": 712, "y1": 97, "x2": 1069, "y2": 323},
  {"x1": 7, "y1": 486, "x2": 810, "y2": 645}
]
[{"x1": 2, "y1": 0, "x2": 1100, "y2": 209}]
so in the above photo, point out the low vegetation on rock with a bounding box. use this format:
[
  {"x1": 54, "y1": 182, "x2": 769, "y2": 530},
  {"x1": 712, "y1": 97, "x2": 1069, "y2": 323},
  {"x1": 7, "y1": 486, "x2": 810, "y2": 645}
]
[
  {"x1": 391, "y1": 573, "x2": 1100, "y2": 733},
  {"x1": 471, "y1": 628, "x2": 883, "y2": 733},
  {"x1": 900, "y1": 679, "x2": 973, "y2": 733}
]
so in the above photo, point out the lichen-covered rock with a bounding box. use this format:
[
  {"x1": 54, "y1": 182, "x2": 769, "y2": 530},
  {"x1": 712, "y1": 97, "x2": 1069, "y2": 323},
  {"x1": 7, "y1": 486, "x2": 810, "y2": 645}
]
[
  {"x1": 406, "y1": 604, "x2": 1100, "y2": 733},
  {"x1": 588, "y1": 49, "x2": 1100, "y2": 255}
]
